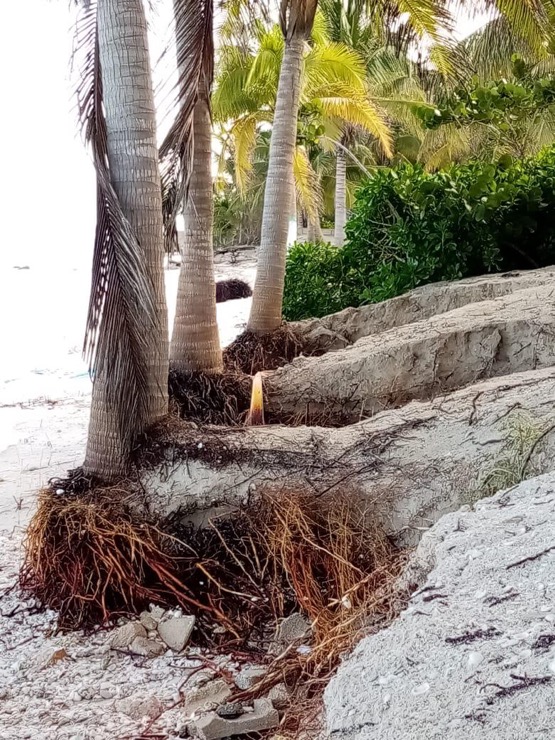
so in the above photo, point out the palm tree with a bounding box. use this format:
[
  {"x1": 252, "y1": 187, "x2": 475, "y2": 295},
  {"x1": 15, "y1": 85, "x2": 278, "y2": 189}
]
[
  {"x1": 213, "y1": 12, "x2": 392, "y2": 259},
  {"x1": 78, "y1": 0, "x2": 169, "y2": 481},
  {"x1": 168, "y1": 0, "x2": 223, "y2": 375},
  {"x1": 243, "y1": 0, "x2": 318, "y2": 334},
  {"x1": 243, "y1": 0, "x2": 471, "y2": 334}
]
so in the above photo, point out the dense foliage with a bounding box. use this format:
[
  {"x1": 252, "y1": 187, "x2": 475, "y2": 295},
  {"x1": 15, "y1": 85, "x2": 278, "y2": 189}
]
[{"x1": 283, "y1": 147, "x2": 555, "y2": 320}]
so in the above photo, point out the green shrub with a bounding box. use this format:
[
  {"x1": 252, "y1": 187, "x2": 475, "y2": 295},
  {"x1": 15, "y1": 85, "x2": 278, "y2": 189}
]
[
  {"x1": 283, "y1": 148, "x2": 555, "y2": 320},
  {"x1": 283, "y1": 241, "x2": 352, "y2": 321}
]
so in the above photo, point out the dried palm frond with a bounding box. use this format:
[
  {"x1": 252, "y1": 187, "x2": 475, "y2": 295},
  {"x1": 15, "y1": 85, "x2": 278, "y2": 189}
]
[
  {"x1": 74, "y1": 1, "x2": 159, "y2": 454},
  {"x1": 159, "y1": 0, "x2": 213, "y2": 251}
]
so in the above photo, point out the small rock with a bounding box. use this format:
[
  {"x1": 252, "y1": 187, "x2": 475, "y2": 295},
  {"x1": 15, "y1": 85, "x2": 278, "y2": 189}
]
[
  {"x1": 192, "y1": 698, "x2": 278, "y2": 740},
  {"x1": 150, "y1": 605, "x2": 166, "y2": 621},
  {"x1": 109, "y1": 622, "x2": 146, "y2": 649},
  {"x1": 184, "y1": 679, "x2": 232, "y2": 716},
  {"x1": 412, "y1": 682, "x2": 430, "y2": 696},
  {"x1": 268, "y1": 683, "x2": 289, "y2": 709},
  {"x1": 234, "y1": 666, "x2": 267, "y2": 691},
  {"x1": 467, "y1": 651, "x2": 484, "y2": 669},
  {"x1": 216, "y1": 702, "x2": 244, "y2": 718},
  {"x1": 129, "y1": 636, "x2": 165, "y2": 658},
  {"x1": 276, "y1": 613, "x2": 311, "y2": 645},
  {"x1": 116, "y1": 695, "x2": 163, "y2": 720},
  {"x1": 158, "y1": 615, "x2": 195, "y2": 652},
  {"x1": 140, "y1": 611, "x2": 159, "y2": 631},
  {"x1": 99, "y1": 681, "x2": 117, "y2": 700}
]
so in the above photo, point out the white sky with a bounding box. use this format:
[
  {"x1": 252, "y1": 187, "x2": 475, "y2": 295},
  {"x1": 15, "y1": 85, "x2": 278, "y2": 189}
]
[{"x1": 0, "y1": 0, "x2": 490, "y2": 272}]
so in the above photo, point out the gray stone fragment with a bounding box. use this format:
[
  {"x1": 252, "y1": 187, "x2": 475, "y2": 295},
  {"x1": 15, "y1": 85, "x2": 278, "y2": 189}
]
[
  {"x1": 216, "y1": 702, "x2": 244, "y2": 718},
  {"x1": 184, "y1": 679, "x2": 232, "y2": 716},
  {"x1": 115, "y1": 695, "x2": 163, "y2": 720},
  {"x1": 109, "y1": 622, "x2": 146, "y2": 649},
  {"x1": 192, "y1": 698, "x2": 278, "y2": 739},
  {"x1": 150, "y1": 605, "x2": 166, "y2": 621},
  {"x1": 268, "y1": 682, "x2": 290, "y2": 709},
  {"x1": 276, "y1": 613, "x2": 311, "y2": 645},
  {"x1": 139, "y1": 611, "x2": 158, "y2": 631},
  {"x1": 128, "y1": 636, "x2": 165, "y2": 658},
  {"x1": 234, "y1": 665, "x2": 266, "y2": 690},
  {"x1": 157, "y1": 615, "x2": 195, "y2": 652}
]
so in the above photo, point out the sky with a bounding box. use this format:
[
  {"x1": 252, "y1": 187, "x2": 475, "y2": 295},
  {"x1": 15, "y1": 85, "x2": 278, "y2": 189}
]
[{"x1": 0, "y1": 0, "x2": 490, "y2": 272}]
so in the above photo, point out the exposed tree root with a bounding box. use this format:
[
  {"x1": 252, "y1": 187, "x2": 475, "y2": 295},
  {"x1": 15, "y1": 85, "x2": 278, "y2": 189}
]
[
  {"x1": 223, "y1": 324, "x2": 303, "y2": 375},
  {"x1": 21, "y1": 481, "x2": 405, "y2": 736},
  {"x1": 215, "y1": 278, "x2": 252, "y2": 303},
  {"x1": 168, "y1": 369, "x2": 252, "y2": 426},
  {"x1": 19, "y1": 482, "x2": 203, "y2": 631}
]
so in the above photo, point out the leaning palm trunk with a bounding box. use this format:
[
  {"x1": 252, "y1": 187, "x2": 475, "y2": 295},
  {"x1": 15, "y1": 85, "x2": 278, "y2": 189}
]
[
  {"x1": 334, "y1": 145, "x2": 347, "y2": 247},
  {"x1": 247, "y1": 32, "x2": 306, "y2": 333},
  {"x1": 170, "y1": 77, "x2": 222, "y2": 374},
  {"x1": 83, "y1": 0, "x2": 169, "y2": 480}
]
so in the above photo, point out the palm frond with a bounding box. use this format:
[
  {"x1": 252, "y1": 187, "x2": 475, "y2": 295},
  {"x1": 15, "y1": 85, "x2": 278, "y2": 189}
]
[
  {"x1": 75, "y1": 0, "x2": 158, "y2": 452},
  {"x1": 159, "y1": 0, "x2": 213, "y2": 251},
  {"x1": 230, "y1": 114, "x2": 259, "y2": 191},
  {"x1": 293, "y1": 145, "x2": 322, "y2": 220}
]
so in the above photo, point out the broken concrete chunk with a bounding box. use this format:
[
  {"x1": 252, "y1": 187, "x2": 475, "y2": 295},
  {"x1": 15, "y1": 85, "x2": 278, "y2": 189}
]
[
  {"x1": 139, "y1": 611, "x2": 158, "y2": 631},
  {"x1": 192, "y1": 698, "x2": 279, "y2": 739},
  {"x1": 157, "y1": 615, "x2": 195, "y2": 652},
  {"x1": 109, "y1": 622, "x2": 147, "y2": 649},
  {"x1": 268, "y1": 682, "x2": 290, "y2": 709},
  {"x1": 234, "y1": 665, "x2": 267, "y2": 690},
  {"x1": 276, "y1": 613, "x2": 311, "y2": 645},
  {"x1": 184, "y1": 679, "x2": 232, "y2": 716},
  {"x1": 128, "y1": 636, "x2": 165, "y2": 658},
  {"x1": 149, "y1": 605, "x2": 166, "y2": 621}
]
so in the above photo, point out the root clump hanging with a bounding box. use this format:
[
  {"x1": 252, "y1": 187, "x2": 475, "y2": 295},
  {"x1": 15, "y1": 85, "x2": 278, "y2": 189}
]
[
  {"x1": 168, "y1": 369, "x2": 252, "y2": 425},
  {"x1": 21, "y1": 478, "x2": 405, "y2": 735},
  {"x1": 224, "y1": 323, "x2": 303, "y2": 375},
  {"x1": 19, "y1": 477, "x2": 198, "y2": 631}
]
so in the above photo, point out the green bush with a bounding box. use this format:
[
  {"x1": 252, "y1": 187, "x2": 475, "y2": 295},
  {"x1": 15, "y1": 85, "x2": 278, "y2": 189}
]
[
  {"x1": 283, "y1": 241, "x2": 350, "y2": 321},
  {"x1": 283, "y1": 148, "x2": 555, "y2": 320}
]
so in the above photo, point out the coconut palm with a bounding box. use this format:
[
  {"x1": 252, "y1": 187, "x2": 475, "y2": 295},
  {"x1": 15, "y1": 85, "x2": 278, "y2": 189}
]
[
  {"x1": 77, "y1": 0, "x2": 169, "y2": 481},
  {"x1": 214, "y1": 12, "x2": 392, "y2": 265},
  {"x1": 242, "y1": 0, "x2": 475, "y2": 334},
  {"x1": 167, "y1": 0, "x2": 223, "y2": 375}
]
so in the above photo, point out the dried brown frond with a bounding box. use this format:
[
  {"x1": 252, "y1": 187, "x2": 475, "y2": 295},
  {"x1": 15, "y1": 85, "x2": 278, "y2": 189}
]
[{"x1": 224, "y1": 324, "x2": 303, "y2": 375}]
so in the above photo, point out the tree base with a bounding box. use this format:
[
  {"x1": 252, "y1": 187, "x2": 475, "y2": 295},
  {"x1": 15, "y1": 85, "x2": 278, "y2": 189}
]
[
  {"x1": 168, "y1": 369, "x2": 252, "y2": 425},
  {"x1": 224, "y1": 324, "x2": 303, "y2": 375}
]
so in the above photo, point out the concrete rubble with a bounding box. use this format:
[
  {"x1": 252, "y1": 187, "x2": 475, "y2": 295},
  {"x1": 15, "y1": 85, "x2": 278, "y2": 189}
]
[{"x1": 190, "y1": 698, "x2": 279, "y2": 740}]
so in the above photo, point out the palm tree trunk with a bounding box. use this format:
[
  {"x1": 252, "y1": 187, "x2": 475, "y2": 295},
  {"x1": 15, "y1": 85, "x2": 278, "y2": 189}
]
[
  {"x1": 307, "y1": 214, "x2": 324, "y2": 242},
  {"x1": 170, "y1": 79, "x2": 222, "y2": 374},
  {"x1": 84, "y1": 0, "x2": 169, "y2": 480},
  {"x1": 334, "y1": 144, "x2": 347, "y2": 247},
  {"x1": 247, "y1": 34, "x2": 305, "y2": 334}
]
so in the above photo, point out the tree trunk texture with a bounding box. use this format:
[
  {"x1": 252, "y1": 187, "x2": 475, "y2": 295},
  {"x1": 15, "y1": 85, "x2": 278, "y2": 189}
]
[
  {"x1": 334, "y1": 144, "x2": 347, "y2": 247},
  {"x1": 248, "y1": 35, "x2": 305, "y2": 334},
  {"x1": 170, "y1": 83, "x2": 223, "y2": 374},
  {"x1": 307, "y1": 214, "x2": 324, "y2": 242},
  {"x1": 84, "y1": 0, "x2": 169, "y2": 480}
]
